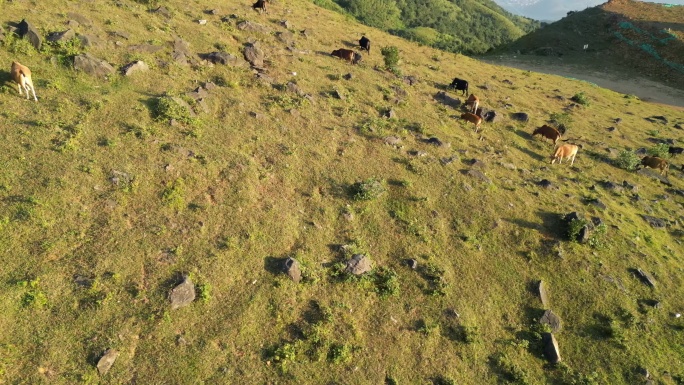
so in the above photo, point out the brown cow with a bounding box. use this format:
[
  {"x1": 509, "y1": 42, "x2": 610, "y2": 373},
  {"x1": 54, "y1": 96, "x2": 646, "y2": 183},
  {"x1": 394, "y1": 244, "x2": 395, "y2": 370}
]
[
  {"x1": 460, "y1": 112, "x2": 482, "y2": 132},
  {"x1": 533, "y1": 125, "x2": 562, "y2": 145},
  {"x1": 640, "y1": 155, "x2": 669, "y2": 175},
  {"x1": 10, "y1": 61, "x2": 37, "y2": 101},
  {"x1": 331, "y1": 49, "x2": 361, "y2": 64},
  {"x1": 465, "y1": 94, "x2": 479, "y2": 113},
  {"x1": 551, "y1": 144, "x2": 580, "y2": 166},
  {"x1": 253, "y1": 0, "x2": 267, "y2": 13}
]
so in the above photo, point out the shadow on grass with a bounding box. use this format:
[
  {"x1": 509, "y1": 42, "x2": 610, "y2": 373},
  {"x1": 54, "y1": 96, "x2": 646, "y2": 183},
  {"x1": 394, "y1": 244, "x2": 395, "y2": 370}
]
[
  {"x1": 264, "y1": 256, "x2": 286, "y2": 275},
  {"x1": 505, "y1": 210, "x2": 562, "y2": 239},
  {"x1": 341, "y1": 40, "x2": 358, "y2": 49}
]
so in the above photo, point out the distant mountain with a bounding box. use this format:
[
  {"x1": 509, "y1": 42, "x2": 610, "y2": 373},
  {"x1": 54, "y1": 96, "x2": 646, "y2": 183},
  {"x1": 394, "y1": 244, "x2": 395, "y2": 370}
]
[
  {"x1": 487, "y1": 0, "x2": 684, "y2": 88},
  {"x1": 494, "y1": 0, "x2": 684, "y2": 21},
  {"x1": 327, "y1": 0, "x2": 540, "y2": 54}
]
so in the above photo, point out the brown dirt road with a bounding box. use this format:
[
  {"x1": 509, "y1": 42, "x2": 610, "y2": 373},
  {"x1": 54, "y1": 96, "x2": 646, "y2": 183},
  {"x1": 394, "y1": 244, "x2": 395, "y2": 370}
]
[{"x1": 482, "y1": 58, "x2": 684, "y2": 111}]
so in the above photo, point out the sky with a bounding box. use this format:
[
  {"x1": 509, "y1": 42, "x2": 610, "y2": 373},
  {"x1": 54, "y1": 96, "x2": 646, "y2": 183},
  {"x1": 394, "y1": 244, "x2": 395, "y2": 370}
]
[{"x1": 495, "y1": 0, "x2": 684, "y2": 21}]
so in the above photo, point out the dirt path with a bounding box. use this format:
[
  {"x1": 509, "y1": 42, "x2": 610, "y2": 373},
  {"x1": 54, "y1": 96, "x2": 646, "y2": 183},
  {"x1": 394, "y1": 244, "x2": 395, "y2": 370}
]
[{"x1": 481, "y1": 59, "x2": 684, "y2": 110}]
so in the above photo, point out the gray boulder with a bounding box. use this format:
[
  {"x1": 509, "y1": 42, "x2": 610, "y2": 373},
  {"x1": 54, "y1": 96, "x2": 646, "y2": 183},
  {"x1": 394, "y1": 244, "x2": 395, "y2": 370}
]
[
  {"x1": 283, "y1": 257, "x2": 302, "y2": 283},
  {"x1": 345, "y1": 254, "x2": 371, "y2": 276},
  {"x1": 47, "y1": 29, "x2": 76, "y2": 43},
  {"x1": 121, "y1": 60, "x2": 149, "y2": 76},
  {"x1": 96, "y1": 349, "x2": 119, "y2": 375},
  {"x1": 244, "y1": 43, "x2": 264, "y2": 67},
  {"x1": 74, "y1": 53, "x2": 115, "y2": 77},
  {"x1": 169, "y1": 276, "x2": 196, "y2": 310},
  {"x1": 201, "y1": 52, "x2": 238, "y2": 65},
  {"x1": 539, "y1": 310, "x2": 562, "y2": 332},
  {"x1": 542, "y1": 333, "x2": 561, "y2": 363},
  {"x1": 237, "y1": 21, "x2": 270, "y2": 34},
  {"x1": 538, "y1": 280, "x2": 550, "y2": 308},
  {"x1": 18, "y1": 19, "x2": 42, "y2": 50},
  {"x1": 511, "y1": 112, "x2": 529, "y2": 122},
  {"x1": 642, "y1": 215, "x2": 666, "y2": 228}
]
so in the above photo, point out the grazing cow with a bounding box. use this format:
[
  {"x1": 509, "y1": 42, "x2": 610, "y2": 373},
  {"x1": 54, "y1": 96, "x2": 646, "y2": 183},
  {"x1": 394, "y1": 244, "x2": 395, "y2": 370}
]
[
  {"x1": 460, "y1": 112, "x2": 482, "y2": 132},
  {"x1": 359, "y1": 36, "x2": 370, "y2": 54},
  {"x1": 253, "y1": 0, "x2": 267, "y2": 13},
  {"x1": 640, "y1": 155, "x2": 669, "y2": 175},
  {"x1": 465, "y1": 94, "x2": 479, "y2": 114},
  {"x1": 551, "y1": 144, "x2": 580, "y2": 165},
  {"x1": 668, "y1": 146, "x2": 684, "y2": 156},
  {"x1": 331, "y1": 49, "x2": 361, "y2": 64},
  {"x1": 532, "y1": 125, "x2": 562, "y2": 145},
  {"x1": 449, "y1": 78, "x2": 468, "y2": 96},
  {"x1": 10, "y1": 61, "x2": 37, "y2": 102}
]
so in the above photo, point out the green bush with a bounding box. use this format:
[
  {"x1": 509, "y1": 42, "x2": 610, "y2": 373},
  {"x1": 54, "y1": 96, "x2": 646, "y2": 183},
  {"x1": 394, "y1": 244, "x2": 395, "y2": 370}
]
[
  {"x1": 153, "y1": 96, "x2": 198, "y2": 126},
  {"x1": 349, "y1": 178, "x2": 385, "y2": 201},
  {"x1": 647, "y1": 143, "x2": 670, "y2": 158},
  {"x1": 614, "y1": 150, "x2": 641, "y2": 170},
  {"x1": 571, "y1": 92, "x2": 590, "y2": 106},
  {"x1": 381, "y1": 46, "x2": 400, "y2": 73}
]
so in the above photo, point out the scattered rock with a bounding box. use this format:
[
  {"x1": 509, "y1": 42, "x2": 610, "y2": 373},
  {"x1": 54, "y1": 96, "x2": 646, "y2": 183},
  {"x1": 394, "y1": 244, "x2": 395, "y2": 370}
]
[
  {"x1": 186, "y1": 86, "x2": 209, "y2": 101},
  {"x1": 46, "y1": 29, "x2": 76, "y2": 43},
  {"x1": 342, "y1": 73, "x2": 353, "y2": 80},
  {"x1": 407, "y1": 259, "x2": 418, "y2": 269},
  {"x1": 511, "y1": 112, "x2": 529, "y2": 122},
  {"x1": 500, "y1": 162, "x2": 516, "y2": 170},
  {"x1": 345, "y1": 254, "x2": 371, "y2": 276},
  {"x1": 613, "y1": 118, "x2": 622, "y2": 124},
  {"x1": 383, "y1": 109, "x2": 397, "y2": 119},
  {"x1": 542, "y1": 333, "x2": 561, "y2": 363},
  {"x1": 384, "y1": 136, "x2": 401, "y2": 146},
  {"x1": 600, "y1": 180, "x2": 623, "y2": 192},
  {"x1": 152, "y1": 6, "x2": 173, "y2": 18},
  {"x1": 403, "y1": 75, "x2": 418, "y2": 86},
  {"x1": 584, "y1": 198, "x2": 606, "y2": 210},
  {"x1": 642, "y1": 215, "x2": 666, "y2": 228},
  {"x1": 634, "y1": 268, "x2": 656, "y2": 287},
  {"x1": 607, "y1": 126, "x2": 617, "y2": 132},
  {"x1": 201, "y1": 52, "x2": 238, "y2": 65},
  {"x1": 66, "y1": 12, "x2": 92, "y2": 26},
  {"x1": 483, "y1": 110, "x2": 500, "y2": 123},
  {"x1": 237, "y1": 21, "x2": 270, "y2": 34},
  {"x1": 18, "y1": 19, "x2": 42, "y2": 50},
  {"x1": 539, "y1": 310, "x2": 562, "y2": 332},
  {"x1": 280, "y1": 20, "x2": 292, "y2": 29},
  {"x1": 74, "y1": 53, "x2": 115, "y2": 77},
  {"x1": 502, "y1": 79, "x2": 513, "y2": 85},
  {"x1": 206, "y1": 9, "x2": 219, "y2": 15},
  {"x1": 198, "y1": 19, "x2": 207, "y2": 25},
  {"x1": 74, "y1": 275, "x2": 94, "y2": 288},
  {"x1": 110, "y1": 170, "x2": 133, "y2": 186},
  {"x1": 283, "y1": 257, "x2": 301, "y2": 283},
  {"x1": 96, "y1": 349, "x2": 119, "y2": 376},
  {"x1": 65, "y1": 20, "x2": 80, "y2": 28},
  {"x1": 646, "y1": 115, "x2": 668, "y2": 124},
  {"x1": 636, "y1": 168, "x2": 670, "y2": 184},
  {"x1": 441, "y1": 156, "x2": 458, "y2": 165},
  {"x1": 675, "y1": 123, "x2": 683, "y2": 130},
  {"x1": 243, "y1": 43, "x2": 265, "y2": 67},
  {"x1": 169, "y1": 276, "x2": 196, "y2": 310},
  {"x1": 469, "y1": 159, "x2": 486, "y2": 169},
  {"x1": 538, "y1": 280, "x2": 550, "y2": 308},
  {"x1": 466, "y1": 169, "x2": 492, "y2": 184},
  {"x1": 276, "y1": 31, "x2": 295, "y2": 45},
  {"x1": 110, "y1": 31, "x2": 130, "y2": 40},
  {"x1": 536, "y1": 179, "x2": 556, "y2": 190},
  {"x1": 424, "y1": 137, "x2": 444, "y2": 146},
  {"x1": 286, "y1": 81, "x2": 303, "y2": 95},
  {"x1": 128, "y1": 43, "x2": 163, "y2": 53},
  {"x1": 333, "y1": 89, "x2": 345, "y2": 100},
  {"x1": 434, "y1": 91, "x2": 461, "y2": 108},
  {"x1": 121, "y1": 60, "x2": 149, "y2": 76}
]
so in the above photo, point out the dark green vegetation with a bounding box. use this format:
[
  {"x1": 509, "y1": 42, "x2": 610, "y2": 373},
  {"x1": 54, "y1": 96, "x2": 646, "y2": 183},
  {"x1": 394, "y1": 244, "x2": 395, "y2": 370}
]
[
  {"x1": 0, "y1": 0, "x2": 683, "y2": 384},
  {"x1": 488, "y1": 0, "x2": 684, "y2": 89},
  {"x1": 326, "y1": 0, "x2": 540, "y2": 54}
]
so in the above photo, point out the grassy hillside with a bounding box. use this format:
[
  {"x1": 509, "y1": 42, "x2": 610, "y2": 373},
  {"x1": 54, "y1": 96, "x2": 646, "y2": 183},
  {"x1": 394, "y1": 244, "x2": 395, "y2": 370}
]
[
  {"x1": 332, "y1": 0, "x2": 541, "y2": 54},
  {"x1": 487, "y1": 0, "x2": 684, "y2": 89},
  {"x1": 0, "y1": 0, "x2": 684, "y2": 384}
]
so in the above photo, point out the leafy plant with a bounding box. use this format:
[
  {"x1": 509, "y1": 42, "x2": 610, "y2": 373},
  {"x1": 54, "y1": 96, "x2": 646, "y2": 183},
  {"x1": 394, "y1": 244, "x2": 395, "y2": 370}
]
[
  {"x1": 381, "y1": 46, "x2": 400, "y2": 74},
  {"x1": 162, "y1": 178, "x2": 186, "y2": 210},
  {"x1": 18, "y1": 279, "x2": 48, "y2": 308},
  {"x1": 153, "y1": 96, "x2": 199, "y2": 126},
  {"x1": 327, "y1": 343, "x2": 353, "y2": 364},
  {"x1": 370, "y1": 267, "x2": 399, "y2": 298},
  {"x1": 614, "y1": 149, "x2": 640, "y2": 170},
  {"x1": 491, "y1": 352, "x2": 531, "y2": 385},
  {"x1": 549, "y1": 112, "x2": 573, "y2": 134},
  {"x1": 349, "y1": 178, "x2": 385, "y2": 201},
  {"x1": 567, "y1": 218, "x2": 588, "y2": 242},
  {"x1": 571, "y1": 92, "x2": 590, "y2": 106},
  {"x1": 647, "y1": 143, "x2": 669, "y2": 158}
]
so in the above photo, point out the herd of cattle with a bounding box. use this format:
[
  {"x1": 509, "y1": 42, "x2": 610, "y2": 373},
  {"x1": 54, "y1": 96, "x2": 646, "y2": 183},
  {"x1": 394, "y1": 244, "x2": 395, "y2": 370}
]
[{"x1": 8, "y1": 1, "x2": 683, "y2": 176}]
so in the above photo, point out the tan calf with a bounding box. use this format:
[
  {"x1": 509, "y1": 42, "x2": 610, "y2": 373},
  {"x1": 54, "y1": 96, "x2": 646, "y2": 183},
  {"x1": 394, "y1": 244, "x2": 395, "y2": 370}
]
[
  {"x1": 465, "y1": 94, "x2": 479, "y2": 114},
  {"x1": 460, "y1": 112, "x2": 483, "y2": 133},
  {"x1": 551, "y1": 144, "x2": 580, "y2": 166},
  {"x1": 10, "y1": 61, "x2": 38, "y2": 101},
  {"x1": 640, "y1": 155, "x2": 669, "y2": 176}
]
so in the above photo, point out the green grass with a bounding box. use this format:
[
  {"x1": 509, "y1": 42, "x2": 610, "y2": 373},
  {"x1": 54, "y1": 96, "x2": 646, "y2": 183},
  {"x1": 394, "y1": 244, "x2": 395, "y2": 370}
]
[{"x1": 0, "y1": 0, "x2": 683, "y2": 384}]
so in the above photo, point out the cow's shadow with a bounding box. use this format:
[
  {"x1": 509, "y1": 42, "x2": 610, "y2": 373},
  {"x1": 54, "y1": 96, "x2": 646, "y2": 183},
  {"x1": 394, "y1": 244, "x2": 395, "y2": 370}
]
[{"x1": 342, "y1": 40, "x2": 358, "y2": 49}]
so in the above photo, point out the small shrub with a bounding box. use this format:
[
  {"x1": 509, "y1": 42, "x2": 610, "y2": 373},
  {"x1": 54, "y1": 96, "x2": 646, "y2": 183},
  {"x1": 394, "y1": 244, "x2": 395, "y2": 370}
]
[
  {"x1": 432, "y1": 375, "x2": 456, "y2": 385},
  {"x1": 380, "y1": 46, "x2": 400, "y2": 74},
  {"x1": 162, "y1": 178, "x2": 186, "y2": 210},
  {"x1": 587, "y1": 224, "x2": 608, "y2": 249},
  {"x1": 571, "y1": 92, "x2": 590, "y2": 106},
  {"x1": 349, "y1": 178, "x2": 385, "y2": 201},
  {"x1": 371, "y1": 267, "x2": 399, "y2": 298},
  {"x1": 327, "y1": 343, "x2": 353, "y2": 364},
  {"x1": 614, "y1": 150, "x2": 640, "y2": 170},
  {"x1": 549, "y1": 112, "x2": 573, "y2": 134},
  {"x1": 491, "y1": 353, "x2": 531, "y2": 385},
  {"x1": 153, "y1": 96, "x2": 198, "y2": 126},
  {"x1": 269, "y1": 342, "x2": 297, "y2": 369},
  {"x1": 647, "y1": 143, "x2": 669, "y2": 158},
  {"x1": 18, "y1": 279, "x2": 48, "y2": 308},
  {"x1": 567, "y1": 218, "x2": 588, "y2": 242},
  {"x1": 417, "y1": 319, "x2": 440, "y2": 336}
]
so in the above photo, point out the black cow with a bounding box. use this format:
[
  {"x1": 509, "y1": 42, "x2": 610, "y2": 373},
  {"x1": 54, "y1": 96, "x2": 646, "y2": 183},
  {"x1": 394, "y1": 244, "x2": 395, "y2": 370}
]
[
  {"x1": 449, "y1": 78, "x2": 469, "y2": 96},
  {"x1": 253, "y1": 0, "x2": 267, "y2": 13},
  {"x1": 359, "y1": 36, "x2": 370, "y2": 54},
  {"x1": 669, "y1": 146, "x2": 684, "y2": 156}
]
